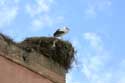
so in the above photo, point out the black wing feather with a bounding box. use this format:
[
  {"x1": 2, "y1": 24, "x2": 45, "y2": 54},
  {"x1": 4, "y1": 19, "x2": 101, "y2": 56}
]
[{"x1": 53, "y1": 31, "x2": 65, "y2": 37}]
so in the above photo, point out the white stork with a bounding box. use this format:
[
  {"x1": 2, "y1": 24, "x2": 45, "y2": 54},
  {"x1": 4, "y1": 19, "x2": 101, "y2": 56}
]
[
  {"x1": 53, "y1": 26, "x2": 69, "y2": 38},
  {"x1": 51, "y1": 26, "x2": 69, "y2": 48}
]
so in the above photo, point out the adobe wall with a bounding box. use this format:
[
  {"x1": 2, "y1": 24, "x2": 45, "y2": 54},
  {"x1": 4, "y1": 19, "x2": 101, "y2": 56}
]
[
  {"x1": 0, "y1": 55, "x2": 52, "y2": 83},
  {"x1": 0, "y1": 34, "x2": 66, "y2": 83}
]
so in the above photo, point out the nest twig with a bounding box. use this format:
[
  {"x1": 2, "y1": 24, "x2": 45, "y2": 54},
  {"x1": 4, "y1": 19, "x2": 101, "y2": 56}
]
[{"x1": 17, "y1": 37, "x2": 75, "y2": 72}]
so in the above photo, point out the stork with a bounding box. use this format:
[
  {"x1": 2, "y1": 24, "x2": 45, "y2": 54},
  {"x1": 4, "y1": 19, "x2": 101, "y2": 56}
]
[
  {"x1": 53, "y1": 26, "x2": 69, "y2": 38},
  {"x1": 52, "y1": 26, "x2": 70, "y2": 48}
]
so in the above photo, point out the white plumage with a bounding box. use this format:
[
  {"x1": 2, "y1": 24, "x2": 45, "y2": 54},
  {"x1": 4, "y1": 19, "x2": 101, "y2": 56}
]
[{"x1": 53, "y1": 26, "x2": 69, "y2": 37}]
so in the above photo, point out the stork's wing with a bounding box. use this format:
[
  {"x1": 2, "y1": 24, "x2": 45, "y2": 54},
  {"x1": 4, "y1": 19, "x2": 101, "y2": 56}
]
[{"x1": 53, "y1": 30, "x2": 65, "y2": 37}]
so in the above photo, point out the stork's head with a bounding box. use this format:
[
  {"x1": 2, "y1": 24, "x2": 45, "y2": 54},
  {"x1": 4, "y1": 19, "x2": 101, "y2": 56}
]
[{"x1": 63, "y1": 26, "x2": 70, "y2": 32}]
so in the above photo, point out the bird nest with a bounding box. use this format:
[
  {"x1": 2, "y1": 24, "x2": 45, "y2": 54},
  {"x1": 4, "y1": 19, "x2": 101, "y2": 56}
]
[
  {"x1": 0, "y1": 33, "x2": 75, "y2": 72},
  {"x1": 17, "y1": 37, "x2": 75, "y2": 72}
]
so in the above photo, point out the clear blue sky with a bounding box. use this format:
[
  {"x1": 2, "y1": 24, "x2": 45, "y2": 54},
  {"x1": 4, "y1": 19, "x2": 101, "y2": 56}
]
[{"x1": 0, "y1": 0, "x2": 125, "y2": 83}]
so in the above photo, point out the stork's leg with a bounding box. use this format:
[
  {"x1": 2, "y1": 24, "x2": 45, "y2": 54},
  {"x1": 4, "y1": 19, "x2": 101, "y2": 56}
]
[{"x1": 51, "y1": 39, "x2": 58, "y2": 48}]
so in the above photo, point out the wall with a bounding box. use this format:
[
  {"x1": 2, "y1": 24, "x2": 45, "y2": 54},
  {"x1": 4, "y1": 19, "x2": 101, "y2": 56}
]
[
  {"x1": 0, "y1": 55, "x2": 52, "y2": 83},
  {"x1": 0, "y1": 34, "x2": 66, "y2": 83}
]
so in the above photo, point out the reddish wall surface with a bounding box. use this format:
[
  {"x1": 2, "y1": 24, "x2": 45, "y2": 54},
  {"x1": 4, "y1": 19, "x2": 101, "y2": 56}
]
[{"x1": 0, "y1": 56, "x2": 52, "y2": 83}]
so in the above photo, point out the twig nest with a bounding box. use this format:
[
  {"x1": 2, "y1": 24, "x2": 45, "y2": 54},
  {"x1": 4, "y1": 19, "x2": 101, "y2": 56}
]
[{"x1": 18, "y1": 37, "x2": 75, "y2": 72}]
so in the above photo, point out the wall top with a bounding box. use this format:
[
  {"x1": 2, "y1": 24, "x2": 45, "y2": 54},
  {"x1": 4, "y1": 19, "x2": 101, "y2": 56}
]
[{"x1": 0, "y1": 33, "x2": 75, "y2": 83}]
